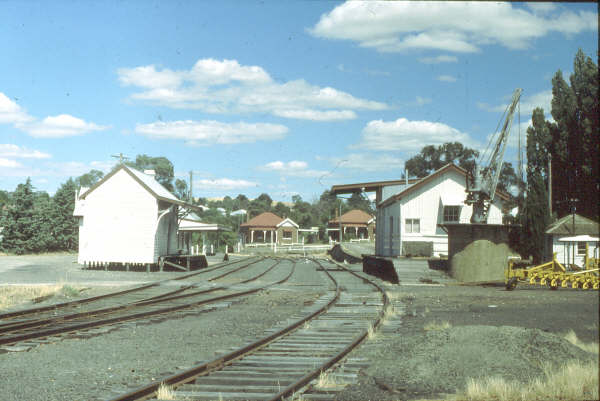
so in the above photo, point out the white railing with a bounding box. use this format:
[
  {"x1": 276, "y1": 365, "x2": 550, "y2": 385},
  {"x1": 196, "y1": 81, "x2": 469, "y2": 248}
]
[{"x1": 243, "y1": 242, "x2": 331, "y2": 254}]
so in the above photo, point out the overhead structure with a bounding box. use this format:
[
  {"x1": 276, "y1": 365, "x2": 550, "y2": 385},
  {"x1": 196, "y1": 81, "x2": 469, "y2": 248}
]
[{"x1": 465, "y1": 88, "x2": 522, "y2": 223}]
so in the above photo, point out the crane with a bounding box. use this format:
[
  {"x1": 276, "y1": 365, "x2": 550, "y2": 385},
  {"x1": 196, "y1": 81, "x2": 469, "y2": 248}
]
[{"x1": 465, "y1": 88, "x2": 522, "y2": 223}]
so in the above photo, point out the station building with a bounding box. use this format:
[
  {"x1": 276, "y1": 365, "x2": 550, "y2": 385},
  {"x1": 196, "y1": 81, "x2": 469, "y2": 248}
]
[{"x1": 73, "y1": 164, "x2": 199, "y2": 267}]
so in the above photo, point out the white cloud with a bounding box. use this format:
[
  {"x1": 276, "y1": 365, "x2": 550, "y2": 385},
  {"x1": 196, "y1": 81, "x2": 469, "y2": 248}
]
[
  {"x1": 19, "y1": 114, "x2": 109, "y2": 138},
  {"x1": 354, "y1": 117, "x2": 475, "y2": 152},
  {"x1": 479, "y1": 89, "x2": 552, "y2": 116},
  {"x1": 0, "y1": 158, "x2": 22, "y2": 168},
  {"x1": 331, "y1": 153, "x2": 405, "y2": 172},
  {"x1": 1, "y1": 92, "x2": 109, "y2": 138},
  {"x1": 119, "y1": 58, "x2": 387, "y2": 121},
  {"x1": 273, "y1": 109, "x2": 356, "y2": 121},
  {"x1": 0, "y1": 93, "x2": 33, "y2": 124},
  {"x1": 310, "y1": 2, "x2": 597, "y2": 53},
  {"x1": 418, "y1": 55, "x2": 458, "y2": 64},
  {"x1": 194, "y1": 178, "x2": 258, "y2": 191},
  {"x1": 437, "y1": 75, "x2": 457, "y2": 83},
  {"x1": 0, "y1": 144, "x2": 51, "y2": 159},
  {"x1": 260, "y1": 160, "x2": 328, "y2": 178},
  {"x1": 135, "y1": 120, "x2": 288, "y2": 145},
  {"x1": 526, "y1": 3, "x2": 558, "y2": 15}
]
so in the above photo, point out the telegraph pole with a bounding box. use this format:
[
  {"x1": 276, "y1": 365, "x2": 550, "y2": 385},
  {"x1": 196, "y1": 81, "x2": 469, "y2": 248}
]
[
  {"x1": 111, "y1": 153, "x2": 129, "y2": 164},
  {"x1": 189, "y1": 171, "x2": 193, "y2": 203},
  {"x1": 548, "y1": 154, "x2": 552, "y2": 216}
]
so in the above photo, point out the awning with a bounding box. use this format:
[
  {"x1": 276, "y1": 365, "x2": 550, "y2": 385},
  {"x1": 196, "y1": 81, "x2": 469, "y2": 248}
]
[
  {"x1": 440, "y1": 192, "x2": 465, "y2": 206},
  {"x1": 178, "y1": 220, "x2": 231, "y2": 232},
  {"x1": 558, "y1": 235, "x2": 599, "y2": 242}
]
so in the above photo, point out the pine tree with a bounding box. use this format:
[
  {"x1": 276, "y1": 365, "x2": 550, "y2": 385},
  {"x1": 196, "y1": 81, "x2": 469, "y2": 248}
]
[
  {"x1": 0, "y1": 178, "x2": 36, "y2": 254},
  {"x1": 549, "y1": 49, "x2": 599, "y2": 219},
  {"x1": 52, "y1": 178, "x2": 79, "y2": 251},
  {"x1": 520, "y1": 108, "x2": 552, "y2": 263}
]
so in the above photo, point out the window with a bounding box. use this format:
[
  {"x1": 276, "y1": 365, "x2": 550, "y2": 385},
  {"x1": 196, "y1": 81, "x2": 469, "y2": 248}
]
[
  {"x1": 577, "y1": 242, "x2": 587, "y2": 256},
  {"x1": 405, "y1": 218, "x2": 420, "y2": 233},
  {"x1": 282, "y1": 230, "x2": 292, "y2": 239},
  {"x1": 443, "y1": 206, "x2": 461, "y2": 222}
]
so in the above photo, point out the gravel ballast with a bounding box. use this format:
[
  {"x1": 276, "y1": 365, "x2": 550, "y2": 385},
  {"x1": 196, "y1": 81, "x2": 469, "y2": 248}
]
[{"x1": 0, "y1": 256, "x2": 328, "y2": 400}]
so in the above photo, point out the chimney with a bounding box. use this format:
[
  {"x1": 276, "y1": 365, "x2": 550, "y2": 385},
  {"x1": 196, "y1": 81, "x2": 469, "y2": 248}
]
[
  {"x1": 405, "y1": 168, "x2": 408, "y2": 185},
  {"x1": 144, "y1": 169, "x2": 156, "y2": 179}
]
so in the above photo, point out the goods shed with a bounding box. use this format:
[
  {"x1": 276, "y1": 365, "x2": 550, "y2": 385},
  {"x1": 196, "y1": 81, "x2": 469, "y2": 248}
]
[{"x1": 73, "y1": 164, "x2": 200, "y2": 268}]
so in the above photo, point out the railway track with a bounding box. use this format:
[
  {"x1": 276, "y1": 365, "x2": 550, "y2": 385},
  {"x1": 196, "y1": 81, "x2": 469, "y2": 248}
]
[
  {"x1": 0, "y1": 256, "x2": 262, "y2": 323},
  {"x1": 0, "y1": 257, "x2": 295, "y2": 351},
  {"x1": 109, "y1": 258, "x2": 398, "y2": 401}
]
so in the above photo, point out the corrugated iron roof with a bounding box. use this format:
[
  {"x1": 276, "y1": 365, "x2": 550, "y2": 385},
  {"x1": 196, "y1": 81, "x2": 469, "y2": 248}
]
[
  {"x1": 546, "y1": 214, "x2": 599, "y2": 236},
  {"x1": 78, "y1": 164, "x2": 200, "y2": 211}
]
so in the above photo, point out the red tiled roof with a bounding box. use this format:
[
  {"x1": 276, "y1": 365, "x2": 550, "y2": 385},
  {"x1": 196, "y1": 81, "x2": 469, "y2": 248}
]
[
  {"x1": 240, "y1": 212, "x2": 283, "y2": 228},
  {"x1": 329, "y1": 209, "x2": 374, "y2": 225}
]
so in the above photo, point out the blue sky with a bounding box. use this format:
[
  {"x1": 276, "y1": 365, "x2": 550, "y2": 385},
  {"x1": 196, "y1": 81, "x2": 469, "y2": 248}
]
[{"x1": 1, "y1": 1, "x2": 597, "y2": 202}]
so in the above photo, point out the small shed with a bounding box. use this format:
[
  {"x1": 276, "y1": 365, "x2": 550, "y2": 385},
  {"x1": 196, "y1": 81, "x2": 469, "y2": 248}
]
[
  {"x1": 239, "y1": 212, "x2": 299, "y2": 245},
  {"x1": 545, "y1": 214, "x2": 599, "y2": 267},
  {"x1": 74, "y1": 164, "x2": 198, "y2": 267},
  {"x1": 327, "y1": 209, "x2": 375, "y2": 241}
]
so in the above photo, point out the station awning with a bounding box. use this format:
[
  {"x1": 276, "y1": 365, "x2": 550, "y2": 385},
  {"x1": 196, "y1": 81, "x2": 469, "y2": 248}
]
[
  {"x1": 558, "y1": 235, "x2": 599, "y2": 242},
  {"x1": 178, "y1": 220, "x2": 231, "y2": 232}
]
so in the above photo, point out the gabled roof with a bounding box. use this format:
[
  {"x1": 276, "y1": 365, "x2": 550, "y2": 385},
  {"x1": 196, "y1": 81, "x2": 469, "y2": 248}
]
[
  {"x1": 79, "y1": 164, "x2": 200, "y2": 211},
  {"x1": 379, "y1": 163, "x2": 511, "y2": 208},
  {"x1": 240, "y1": 212, "x2": 284, "y2": 228},
  {"x1": 329, "y1": 209, "x2": 374, "y2": 225},
  {"x1": 277, "y1": 217, "x2": 299, "y2": 228},
  {"x1": 546, "y1": 214, "x2": 599, "y2": 236}
]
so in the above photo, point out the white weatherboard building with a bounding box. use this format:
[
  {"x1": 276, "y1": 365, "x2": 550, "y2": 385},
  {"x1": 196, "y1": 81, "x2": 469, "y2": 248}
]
[
  {"x1": 73, "y1": 165, "x2": 197, "y2": 266},
  {"x1": 545, "y1": 214, "x2": 599, "y2": 267},
  {"x1": 376, "y1": 164, "x2": 509, "y2": 257}
]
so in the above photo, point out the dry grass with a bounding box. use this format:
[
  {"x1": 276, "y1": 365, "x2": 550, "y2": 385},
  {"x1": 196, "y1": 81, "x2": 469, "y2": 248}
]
[
  {"x1": 367, "y1": 324, "x2": 377, "y2": 340},
  {"x1": 156, "y1": 383, "x2": 175, "y2": 400},
  {"x1": 423, "y1": 320, "x2": 451, "y2": 332},
  {"x1": 564, "y1": 329, "x2": 599, "y2": 354},
  {"x1": 315, "y1": 370, "x2": 343, "y2": 389},
  {"x1": 460, "y1": 360, "x2": 598, "y2": 401},
  {"x1": 0, "y1": 284, "x2": 81, "y2": 310}
]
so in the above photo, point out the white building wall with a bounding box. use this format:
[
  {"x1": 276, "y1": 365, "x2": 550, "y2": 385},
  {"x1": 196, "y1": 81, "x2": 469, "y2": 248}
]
[
  {"x1": 378, "y1": 169, "x2": 507, "y2": 257},
  {"x1": 154, "y1": 204, "x2": 178, "y2": 261},
  {"x1": 551, "y1": 236, "x2": 599, "y2": 267},
  {"x1": 78, "y1": 169, "x2": 158, "y2": 264}
]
